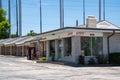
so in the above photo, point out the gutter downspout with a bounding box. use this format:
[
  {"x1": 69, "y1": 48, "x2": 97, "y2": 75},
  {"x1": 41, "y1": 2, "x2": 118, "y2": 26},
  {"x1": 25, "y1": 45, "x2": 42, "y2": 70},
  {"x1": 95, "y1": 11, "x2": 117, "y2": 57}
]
[{"x1": 107, "y1": 30, "x2": 115, "y2": 64}]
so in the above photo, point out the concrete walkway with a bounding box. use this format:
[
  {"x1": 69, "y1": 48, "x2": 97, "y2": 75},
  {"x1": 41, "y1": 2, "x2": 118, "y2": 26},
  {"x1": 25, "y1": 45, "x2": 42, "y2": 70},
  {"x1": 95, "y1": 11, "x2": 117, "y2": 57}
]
[{"x1": 0, "y1": 55, "x2": 120, "y2": 80}]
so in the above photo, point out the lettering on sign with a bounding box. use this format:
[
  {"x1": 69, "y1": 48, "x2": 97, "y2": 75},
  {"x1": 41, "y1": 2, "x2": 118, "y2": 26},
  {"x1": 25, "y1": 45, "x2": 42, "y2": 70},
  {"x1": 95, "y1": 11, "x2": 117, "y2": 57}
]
[
  {"x1": 68, "y1": 32, "x2": 73, "y2": 35},
  {"x1": 90, "y1": 34, "x2": 95, "y2": 37},
  {"x1": 76, "y1": 31, "x2": 84, "y2": 35}
]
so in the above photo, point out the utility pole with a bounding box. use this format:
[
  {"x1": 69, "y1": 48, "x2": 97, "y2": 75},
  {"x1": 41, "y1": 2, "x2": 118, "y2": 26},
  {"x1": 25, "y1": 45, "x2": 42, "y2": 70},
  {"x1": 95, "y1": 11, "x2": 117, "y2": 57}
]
[
  {"x1": 103, "y1": 0, "x2": 106, "y2": 20},
  {"x1": 8, "y1": 0, "x2": 11, "y2": 38},
  {"x1": 0, "y1": 0, "x2": 2, "y2": 8},
  {"x1": 99, "y1": 0, "x2": 101, "y2": 21},
  {"x1": 16, "y1": 0, "x2": 19, "y2": 37},
  {"x1": 60, "y1": 0, "x2": 64, "y2": 28},
  {"x1": 83, "y1": 0, "x2": 85, "y2": 25},
  {"x1": 19, "y1": 0, "x2": 22, "y2": 36},
  {"x1": 40, "y1": 0, "x2": 42, "y2": 33}
]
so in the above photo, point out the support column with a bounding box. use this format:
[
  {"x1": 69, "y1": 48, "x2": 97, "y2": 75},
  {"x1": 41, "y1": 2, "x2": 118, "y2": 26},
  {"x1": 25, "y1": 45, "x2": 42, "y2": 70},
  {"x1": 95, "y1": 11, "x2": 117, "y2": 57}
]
[
  {"x1": 55, "y1": 40, "x2": 58, "y2": 60},
  {"x1": 72, "y1": 36, "x2": 81, "y2": 63},
  {"x1": 22, "y1": 46, "x2": 24, "y2": 57},
  {"x1": 16, "y1": 46, "x2": 18, "y2": 56},
  {"x1": 43, "y1": 41, "x2": 46, "y2": 57},
  {"x1": 4, "y1": 47, "x2": 6, "y2": 55},
  {"x1": 0, "y1": 46, "x2": 1, "y2": 55},
  {"x1": 10, "y1": 46, "x2": 12, "y2": 55},
  {"x1": 61, "y1": 39, "x2": 65, "y2": 59},
  {"x1": 46, "y1": 41, "x2": 50, "y2": 60},
  {"x1": 2, "y1": 46, "x2": 5, "y2": 55}
]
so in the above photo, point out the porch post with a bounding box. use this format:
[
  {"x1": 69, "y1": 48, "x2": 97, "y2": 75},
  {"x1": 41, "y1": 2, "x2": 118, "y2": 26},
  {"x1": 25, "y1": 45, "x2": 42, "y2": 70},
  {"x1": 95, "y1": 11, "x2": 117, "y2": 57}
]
[
  {"x1": 61, "y1": 38, "x2": 65, "y2": 59},
  {"x1": 0, "y1": 46, "x2": 1, "y2": 55},
  {"x1": 55, "y1": 40, "x2": 58, "y2": 60},
  {"x1": 5, "y1": 47, "x2": 6, "y2": 55},
  {"x1": 72, "y1": 36, "x2": 81, "y2": 63},
  {"x1": 22, "y1": 46, "x2": 24, "y2": 57},
  {"x1": 2, "y1": 46, "x2": 5, "y2": 55},
  {"x1": 16, "y1": 46, "x2": 18, "y2": 56},
  {"x1": 10, "y1": 46, "x2": 12, "y2": 55},
  {"x1": 46, "y1": 41, "x2": 50, "y2": 60}
]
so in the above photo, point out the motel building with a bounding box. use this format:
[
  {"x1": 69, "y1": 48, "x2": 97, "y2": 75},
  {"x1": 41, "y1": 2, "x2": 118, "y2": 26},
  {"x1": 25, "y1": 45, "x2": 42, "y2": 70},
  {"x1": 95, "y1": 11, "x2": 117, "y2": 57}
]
[{"x1": 0, "y1": 16, "x2": 120, "y2": 64}]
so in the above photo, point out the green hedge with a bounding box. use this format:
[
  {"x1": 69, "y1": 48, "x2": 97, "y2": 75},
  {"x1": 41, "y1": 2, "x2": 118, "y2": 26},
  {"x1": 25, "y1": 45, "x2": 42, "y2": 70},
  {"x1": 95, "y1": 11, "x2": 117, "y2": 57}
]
[
  {"x1": 41, "y1": 57, "x2": 47, "y2": 61},
  {"x1": 109, "y1": 53, "x2": 120, "y2": 64}
]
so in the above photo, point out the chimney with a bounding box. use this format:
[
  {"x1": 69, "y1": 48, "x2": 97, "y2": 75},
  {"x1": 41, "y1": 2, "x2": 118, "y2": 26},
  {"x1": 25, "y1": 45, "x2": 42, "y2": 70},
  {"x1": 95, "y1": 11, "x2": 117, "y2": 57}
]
[{"x1": 86, "y1": 16, "x2": 97, "y2": 28}]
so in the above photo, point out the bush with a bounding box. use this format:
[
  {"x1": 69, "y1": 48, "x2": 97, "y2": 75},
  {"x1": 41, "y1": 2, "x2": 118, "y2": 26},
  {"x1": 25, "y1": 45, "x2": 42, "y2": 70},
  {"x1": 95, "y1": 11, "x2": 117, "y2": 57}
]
[
  {"x1": 78, "y1": 55, "x2": 84, "y2": 64},
  {"x1": 109, "y1": 53, "x2": 120, "y2": 64},
  {"x1": 88, "y1": 58, "x2": 95, "y2": 64},
  {"x1": 41, "y1": 57, "x2": 47, "y2": 61}
]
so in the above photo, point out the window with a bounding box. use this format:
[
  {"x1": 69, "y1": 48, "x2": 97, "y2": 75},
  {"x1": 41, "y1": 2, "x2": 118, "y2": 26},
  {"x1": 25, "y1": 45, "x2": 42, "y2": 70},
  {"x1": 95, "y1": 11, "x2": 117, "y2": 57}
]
[
  {"x1": 49, "y1": 40, "x2": 55, "y2": 57},
  {"x1": 81, "y1": 37, "x2": 103, "y2": 56},
  {"x1": 64, "y1": 37, "x2": 72, "y2": 56}
]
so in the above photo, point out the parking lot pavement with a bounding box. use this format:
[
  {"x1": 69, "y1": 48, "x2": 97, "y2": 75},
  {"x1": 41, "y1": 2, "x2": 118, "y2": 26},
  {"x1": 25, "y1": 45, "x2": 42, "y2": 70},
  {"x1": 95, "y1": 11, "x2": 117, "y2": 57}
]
[{"x1": 0, "y1": 55, "x2": 120, "y2": 80}]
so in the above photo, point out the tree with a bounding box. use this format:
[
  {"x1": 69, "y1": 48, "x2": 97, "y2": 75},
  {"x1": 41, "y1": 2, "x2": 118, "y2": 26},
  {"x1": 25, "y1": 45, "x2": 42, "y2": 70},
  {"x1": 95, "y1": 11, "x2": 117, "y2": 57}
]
[
  {"x1": 0, "y1": 8, "x2": 11, "y2": 39},
  {"x1": 27, "y1": 30, "x2": 37, "y2": 36}
]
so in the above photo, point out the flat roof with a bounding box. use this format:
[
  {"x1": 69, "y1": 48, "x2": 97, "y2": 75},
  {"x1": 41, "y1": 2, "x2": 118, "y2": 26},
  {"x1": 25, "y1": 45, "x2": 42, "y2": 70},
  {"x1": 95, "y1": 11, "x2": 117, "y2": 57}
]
[{"x1": 36, "y1": 27, "x2": 120, "y2": 36}]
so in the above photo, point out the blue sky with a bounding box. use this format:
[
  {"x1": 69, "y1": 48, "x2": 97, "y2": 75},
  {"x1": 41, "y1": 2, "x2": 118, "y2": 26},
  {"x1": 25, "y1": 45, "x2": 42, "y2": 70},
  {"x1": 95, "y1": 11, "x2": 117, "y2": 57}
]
[{"x1": 2, "y1": 0, "x2": 120, "y2": 35}]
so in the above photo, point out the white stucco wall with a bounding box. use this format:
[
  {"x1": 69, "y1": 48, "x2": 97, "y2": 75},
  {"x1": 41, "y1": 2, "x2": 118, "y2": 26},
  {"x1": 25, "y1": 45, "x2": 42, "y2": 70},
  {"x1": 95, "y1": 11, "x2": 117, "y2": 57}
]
[
  {"x1": 103, "y1": 33, "x2": 120, "y2": 54},
  {"x1": 103, "y1": 33, "x2": 108, "y2": 55},
  {"x1": 46, "y1": 41, "x2": 50, "y2": 60},
  {"x1": 71, "y1": 36, "x2": 81, "y2": 63},
  {"x1": 58, "y1": 36, "x2": 81, "y2": 63},
  {"x1": 109, "y1": 33, "x2": 120, "y2": 53}
]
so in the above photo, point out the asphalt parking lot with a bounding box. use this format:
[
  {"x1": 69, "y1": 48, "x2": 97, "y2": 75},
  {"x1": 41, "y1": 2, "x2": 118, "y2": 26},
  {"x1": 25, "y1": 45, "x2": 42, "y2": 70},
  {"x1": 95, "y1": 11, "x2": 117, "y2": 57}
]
[{"x1": 0, "y1": 55, "x2": 120, "y2": 80}]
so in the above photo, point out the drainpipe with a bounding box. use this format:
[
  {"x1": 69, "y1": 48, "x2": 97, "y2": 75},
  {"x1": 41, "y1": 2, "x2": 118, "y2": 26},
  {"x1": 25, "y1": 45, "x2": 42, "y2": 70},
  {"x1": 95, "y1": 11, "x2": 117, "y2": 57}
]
[{"x1": 107, "y1": 30, "x2": 115, "y2": 64}]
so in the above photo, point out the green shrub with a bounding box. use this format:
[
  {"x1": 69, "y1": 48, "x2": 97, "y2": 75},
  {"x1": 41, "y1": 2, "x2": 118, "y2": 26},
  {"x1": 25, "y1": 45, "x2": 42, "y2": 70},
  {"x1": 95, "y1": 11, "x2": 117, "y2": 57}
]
[
  {"x1": 109, "y1": 53, "x2": 120, "y2": 64},
  {"x1": 88, "y1": 58, "x2": 95, "y2": 64},
  {"x1": 78, "y1": 55, "x2": 84, "y2": 64},
  {"x1": 41, "y1": 57, "x2": 47, "y2": 61}
]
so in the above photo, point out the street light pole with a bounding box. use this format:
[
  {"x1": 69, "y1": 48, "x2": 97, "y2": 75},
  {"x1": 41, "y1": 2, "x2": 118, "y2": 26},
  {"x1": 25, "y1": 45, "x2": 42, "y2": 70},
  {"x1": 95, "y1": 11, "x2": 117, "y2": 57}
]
[
  {"x1": 0, "y1": 0, "x2": 2, "y2": 8},
  {"x1": 99, "y1": 0, "x2": 101, "y2": 21},
  {"x1": 83, "y1": 0, "x2": 85, "y2": 25},
  {"x1": 40, "y1": 0, "x2": 42, "y2": 33},
  {"x1": 16, "y1": 0, "x2": 19, "y2": 37},
  {"x1": 19, "y1": 0, "x2": 22, "y2": 36},
  {"x1": 103, "y1": 0, "x2": 106, "y2": 20},
  {"x1": 8, "y1": 0, "x2": 11, "y2": 38},
  {"x1": 60, "y1": 0, "x2": 64, "y2": 28}
]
